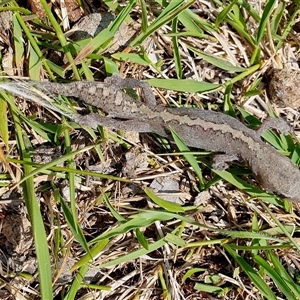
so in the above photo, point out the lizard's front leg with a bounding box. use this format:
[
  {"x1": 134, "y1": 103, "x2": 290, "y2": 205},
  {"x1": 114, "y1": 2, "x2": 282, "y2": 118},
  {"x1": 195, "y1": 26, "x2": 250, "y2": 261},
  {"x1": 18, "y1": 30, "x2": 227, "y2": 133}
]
[{"x1": 104, "y1": 74, "x2": 157, "y2": 106}]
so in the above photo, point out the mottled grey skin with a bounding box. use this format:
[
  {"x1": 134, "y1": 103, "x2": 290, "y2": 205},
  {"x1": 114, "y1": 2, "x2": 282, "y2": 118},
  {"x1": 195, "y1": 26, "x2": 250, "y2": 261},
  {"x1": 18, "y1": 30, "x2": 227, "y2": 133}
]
[{"x1": 36, "y1": 75, "x2": 300, "y2": 202}]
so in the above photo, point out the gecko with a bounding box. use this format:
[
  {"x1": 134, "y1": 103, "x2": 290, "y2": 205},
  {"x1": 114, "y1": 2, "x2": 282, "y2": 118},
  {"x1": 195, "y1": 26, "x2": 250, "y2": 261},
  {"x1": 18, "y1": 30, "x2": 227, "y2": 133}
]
[{"x1": 1, "y1": 74, "x2": 300, "y2": 202}]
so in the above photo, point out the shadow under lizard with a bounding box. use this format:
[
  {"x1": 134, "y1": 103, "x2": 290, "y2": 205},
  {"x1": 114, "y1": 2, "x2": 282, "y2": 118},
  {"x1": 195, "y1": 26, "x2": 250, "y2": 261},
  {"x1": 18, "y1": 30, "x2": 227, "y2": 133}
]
[{"x1": 3, "y1": 74, "x2": 300, "y2": 202}]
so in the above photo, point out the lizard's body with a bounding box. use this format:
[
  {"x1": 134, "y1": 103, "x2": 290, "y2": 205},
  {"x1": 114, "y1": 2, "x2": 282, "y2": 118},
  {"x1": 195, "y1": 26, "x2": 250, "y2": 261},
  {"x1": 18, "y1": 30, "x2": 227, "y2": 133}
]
[{"x1": 2, "y1": 74, "x2": 300, "y2": 202}]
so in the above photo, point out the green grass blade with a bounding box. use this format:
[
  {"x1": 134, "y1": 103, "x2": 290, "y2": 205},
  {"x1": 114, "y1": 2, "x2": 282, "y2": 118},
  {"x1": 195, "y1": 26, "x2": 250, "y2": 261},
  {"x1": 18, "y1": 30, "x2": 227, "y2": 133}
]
[
  {"x1": 74, "y1": 28, "x2": 114, "y2": 62},
  {"x1": 14, "y1": 12, "x2": 55, "y2": 79},
  {"x1": 39, "y1": 0, "x2": 80, "y2": 79},
  {"x1": 15, "y1": 145, "x2": 94, "y2": 187},
  {"x1": 64, "y1": 264, "x2": 89, "y2": 300},
  {"x1": 12, "y1": 13, "x2": 24, "y2": 71},
  {"x1": 63, "y1": 125, "x2": 78, "y2": 233},
  {"x1": 0, "y1": 92, "x2": 9, "y2": 149},
  {"x1": 140, "y1": 0, "x2": 148, "y2": 32},
  {"x1": 29, "y1": 46, "x2": 42, "y2": 80},
  {"x1": 182, "y1": 268, "x2": 206, "y2": 283},
  {"x1": 172, "y1": 17, "x2": 183, "y2": 78},
  {"x1": 268, "y1": 251, "x2": 300, "y2": 297},
  {"x1": 144, "y1": 187, "x2": 185, "y2": 212},
  {"x1": 169, "y1": 127, "x2": 205, "y2": 189},
  {"x1": 210, "y1": 167, "x2": 280, "y2": 204},
  {"x1": 225, "y1": 64, "x2": 260, "y2": 86},
  {"x1": 92, "y1": 209, "x2": 287, "y2": 244},
  {"x1": 165, "y1": 233, "x2": 186, "y2": 247},
  {"x1": 215, "y1": 0, "x2": 239, "y2": 28},
  {"x1": 112, "y1": 52, "x2": 155, "y2": 66},
  {"x1": 102, "y1": 191, "x2": 126, "y2": 222},
  {"x1": 108, "y1": 0, "x2": 136, "y2": 34},
  {"x1": 194, "y1": 283, "x2": 223, "y2": 294},
  {"x1": 224, "y1": 245, "x2": 277, "y2": 300},
  {"x1": 59, "y1": 196, "x2": 90, "y2": 254},
  {"x1": 91, "y1": 211, "x2": 174, "y2": 243},
  {"x1": 226, "y1": 18, "x2": 255, "y2": 45},
  {"x1": 131, "y1": 0, "x2": 195, "y2": 46},
  {"x1": 274, "y1": 3, "x2": 300, "y2": 50},
  {"x1": 147, "y1": 78, "x2": 220, "y2": 92},
  {"x1": 187, "y1": 46, "x2": 245, "y2": 72},
  {"x1": 99, "y1": 238, "x2": 167, "y2": 268},
  {"x1": 260, "y1": 202, "x2": 300, "y2": 252},
  {"x1": 177, "y1": 9, "x2": 206, "y2": 37},
  {"x1": 13, "y1": 112, "x2": 53, "y2": 298},
  {"x1": 256, "y1": 0, "x2": 277, "y2": 44},
  {"x1": 254, "y1": 254, "x2": 297, "y2": 300},
  {"x1": 270, "y1": 1, "x2": 285, "y2": 34},
  {"x1": 135, "y1": 228, "x2": 149, "y2": 249},
  {"x1": 69, "y1": 239, "x2": 109, "y2": 272}
]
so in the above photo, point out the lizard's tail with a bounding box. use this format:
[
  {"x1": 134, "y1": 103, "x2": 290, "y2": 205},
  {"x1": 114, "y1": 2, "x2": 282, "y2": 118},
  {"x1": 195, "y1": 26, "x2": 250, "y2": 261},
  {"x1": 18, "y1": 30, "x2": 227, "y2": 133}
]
[{"x1": 0, "y1": 81, "x2": 72, "y2": 117}]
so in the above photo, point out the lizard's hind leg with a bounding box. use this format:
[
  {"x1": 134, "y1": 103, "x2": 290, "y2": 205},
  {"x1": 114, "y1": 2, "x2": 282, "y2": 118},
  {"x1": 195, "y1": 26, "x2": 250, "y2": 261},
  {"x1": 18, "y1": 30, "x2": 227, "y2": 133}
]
[{"x1": 72, "y1": 113, "x2": 167, "y2": 137}]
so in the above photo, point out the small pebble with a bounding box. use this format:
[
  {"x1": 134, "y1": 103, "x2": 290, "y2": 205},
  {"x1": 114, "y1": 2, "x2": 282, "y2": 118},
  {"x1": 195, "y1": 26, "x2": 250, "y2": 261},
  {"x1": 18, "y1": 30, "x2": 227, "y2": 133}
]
[{"x1": 269, "y1": 68, "x2": 300, "y2": 109}]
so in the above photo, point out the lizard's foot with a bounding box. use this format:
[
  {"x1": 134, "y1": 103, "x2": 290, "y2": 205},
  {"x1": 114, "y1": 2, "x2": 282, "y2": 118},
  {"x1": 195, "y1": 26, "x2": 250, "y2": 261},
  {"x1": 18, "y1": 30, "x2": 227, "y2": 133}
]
[{"x1": 212, "y1": 154, "x2": 239, "y2": 170}]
